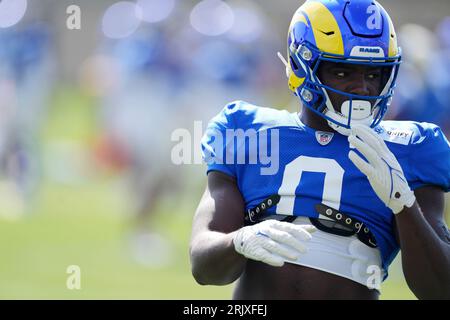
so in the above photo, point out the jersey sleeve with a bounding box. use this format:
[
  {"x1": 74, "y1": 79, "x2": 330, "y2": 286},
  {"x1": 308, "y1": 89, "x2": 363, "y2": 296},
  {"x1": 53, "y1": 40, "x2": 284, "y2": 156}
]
[
  {"x1": 201, "y1": 101, "x2": 243, "y2": 178},
  {"x1": 409, "y1": 123, "x2": 450, "y2": 192}
]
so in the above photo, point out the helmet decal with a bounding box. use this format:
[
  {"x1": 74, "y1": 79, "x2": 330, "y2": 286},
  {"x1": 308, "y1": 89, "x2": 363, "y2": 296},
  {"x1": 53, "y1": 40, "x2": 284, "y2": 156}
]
[{"x1": 299, "y1": 1, "x2": 344, "y2": 55}]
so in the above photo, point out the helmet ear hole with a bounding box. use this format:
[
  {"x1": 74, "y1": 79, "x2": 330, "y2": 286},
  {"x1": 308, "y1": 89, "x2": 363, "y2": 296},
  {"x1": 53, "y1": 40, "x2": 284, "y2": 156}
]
[{"x1": 290, "y1": 57, "x2": 299, "y2": 71}]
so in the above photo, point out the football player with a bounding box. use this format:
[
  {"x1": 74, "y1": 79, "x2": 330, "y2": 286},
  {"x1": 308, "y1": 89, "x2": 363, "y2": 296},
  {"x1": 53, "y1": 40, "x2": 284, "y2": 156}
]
[
  {"x1": 97, "y1": 28, "x2": 176, "y2": 267},
  {"x1": 0, "y1": 24, "x2": 53, "y2": 216},
  {"x1": 189, "y1": 0, "x2": 450, "y2": 299}
]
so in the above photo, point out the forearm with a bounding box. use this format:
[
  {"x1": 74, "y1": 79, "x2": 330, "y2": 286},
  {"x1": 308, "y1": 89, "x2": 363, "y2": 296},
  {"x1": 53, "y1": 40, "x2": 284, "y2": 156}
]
[
  {"x1": 190, "y1": 230, "x2": 247, "y2": 286},
  {"x1": 396, "y1": 202, "x2": 450, "y2": 299}
]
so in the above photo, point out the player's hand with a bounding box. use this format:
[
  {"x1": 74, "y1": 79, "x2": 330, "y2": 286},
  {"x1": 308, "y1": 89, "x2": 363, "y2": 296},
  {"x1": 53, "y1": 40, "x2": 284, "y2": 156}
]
[
  {"x1": 233, "y1": 219, "x2": 316, "y2": 267},
  {"x1": 348, "y1": 124, "x2": 416, "y2": 214}
]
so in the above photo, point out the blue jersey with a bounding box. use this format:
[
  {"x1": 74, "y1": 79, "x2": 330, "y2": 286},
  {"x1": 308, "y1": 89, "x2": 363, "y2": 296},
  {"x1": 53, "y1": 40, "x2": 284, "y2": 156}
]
[{"x1": 201, "y1": 101, "x2": 450, "y2": 277}]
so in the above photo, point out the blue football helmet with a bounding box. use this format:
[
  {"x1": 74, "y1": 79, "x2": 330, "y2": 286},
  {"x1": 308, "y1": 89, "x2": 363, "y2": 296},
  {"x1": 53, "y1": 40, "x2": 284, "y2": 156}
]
[{"x1": 281, "y1": 0, "x2": 401, "y2": 135}]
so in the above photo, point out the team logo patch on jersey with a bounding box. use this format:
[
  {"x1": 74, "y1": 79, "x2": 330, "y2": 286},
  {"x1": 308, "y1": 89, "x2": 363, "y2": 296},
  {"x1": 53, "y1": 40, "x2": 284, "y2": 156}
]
[{"x1": 315, "y1": 131, "x2": 334, "y2": 146}]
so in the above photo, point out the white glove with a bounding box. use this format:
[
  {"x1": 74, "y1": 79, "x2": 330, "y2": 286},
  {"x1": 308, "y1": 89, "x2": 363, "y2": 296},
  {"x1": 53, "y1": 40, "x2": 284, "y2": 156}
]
[
  {"x1": 348, "y1": 124, "x2": 416, "y2": 214},
  {"x1": 233, "y1": 219, "x2": 316, "y2": 267}
]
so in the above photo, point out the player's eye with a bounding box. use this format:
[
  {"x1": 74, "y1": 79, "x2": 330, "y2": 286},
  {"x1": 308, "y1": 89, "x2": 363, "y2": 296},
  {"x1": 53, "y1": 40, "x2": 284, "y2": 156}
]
[
  {"x1": 367, "y1": 70, "x2": 382, "y2": 80},
  {"x1": 334, "y1": 71, "x2": 347, "y2": 78},
  {"x1": 367, "y1": 73, "x2": 380, "y2": 80}
]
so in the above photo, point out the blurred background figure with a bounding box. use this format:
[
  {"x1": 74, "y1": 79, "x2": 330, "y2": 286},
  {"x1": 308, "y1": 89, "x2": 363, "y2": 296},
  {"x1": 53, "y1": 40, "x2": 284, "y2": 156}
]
[
  {"x1": 388, "y1": 18, "x2": 450, "y2": 135},
  {"x1": 82, "y1": 0, "x2": 281, "y2": 267},
  {"x1": 90, "y1": 22, "x2": 179, "y2": 268},
  {"x1": 0, "y1": 0, "x2": 448, "y2": 299},
  {"x1": 426, "y1": 17, "x2": 450, "y2": 134},
  {"x1": 0, "y1": 15, "x2": 54, "y2": 219}
]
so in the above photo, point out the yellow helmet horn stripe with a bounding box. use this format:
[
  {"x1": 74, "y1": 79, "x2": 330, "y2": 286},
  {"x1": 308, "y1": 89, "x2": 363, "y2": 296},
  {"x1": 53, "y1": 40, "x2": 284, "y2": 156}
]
[
  {"x1": 287, "y1": 11, "x2": 308, "y2": 93},
  {"x1": 387, "y1": 15, "x2": 399, "y2": 57},
  {"x1": 289, "y1": 9, "x2": 308, "y2": 34},
  {"x1": 300, "y1": 1, "x2": 344, "y2": 55}
]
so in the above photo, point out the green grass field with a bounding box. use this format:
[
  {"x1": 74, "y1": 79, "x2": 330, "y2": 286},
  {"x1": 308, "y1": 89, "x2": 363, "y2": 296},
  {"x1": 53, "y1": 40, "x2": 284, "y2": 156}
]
[
  {"x1": 0, "y1": 179, "x2": 232, "y2": 299},
  {"x1": 0, "y1": 178, "x2": 416, "y2": 299},
  {"x1": 0, "y1": 88, "x2": 437, "y2": 299}
]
